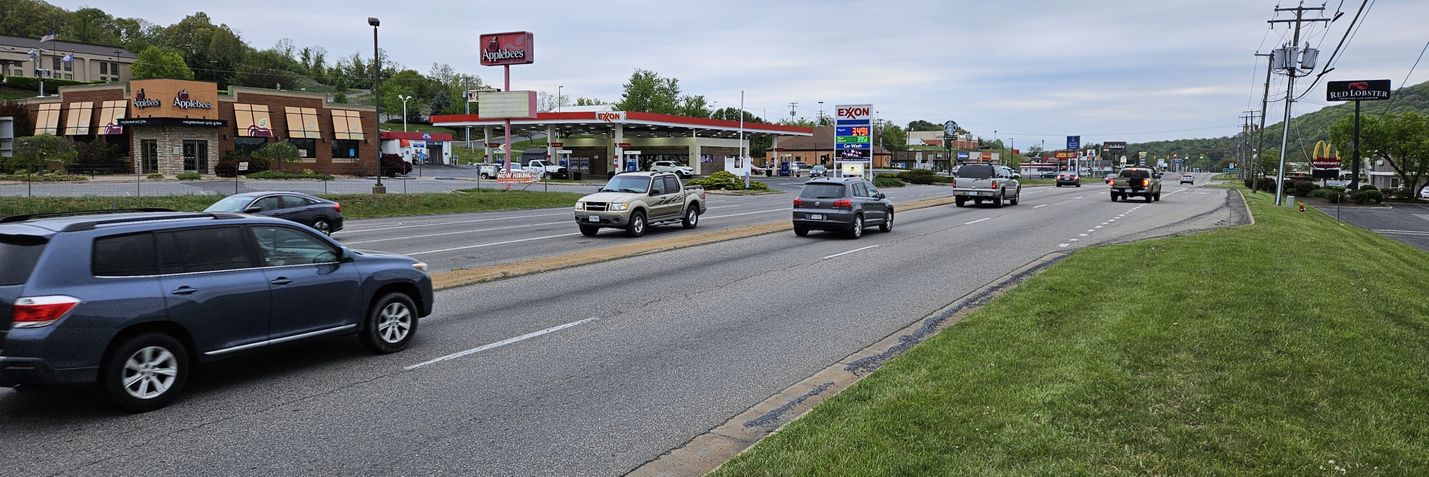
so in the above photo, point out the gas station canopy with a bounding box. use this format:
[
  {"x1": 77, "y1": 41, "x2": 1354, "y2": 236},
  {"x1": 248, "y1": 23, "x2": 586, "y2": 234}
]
[{"x1": 430, "y1": 111, "x2": 812, "y2": 139}]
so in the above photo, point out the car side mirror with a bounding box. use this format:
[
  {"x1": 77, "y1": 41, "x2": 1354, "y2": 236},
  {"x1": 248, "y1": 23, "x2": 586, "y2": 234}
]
[
  {"x1": 877, "y1": 193, "x2": 887, "y2": 199},
  {"x1": 244, "y1": 207, "x2": 262, "y2": 214},
  {"x1": 339, "y1": 246, "x2": 356, "y2": 263},
  {"x1": 1154, "y1": 173, "x2": 1163, "y2": 179},
  {"x1": 1012, "y1": 174, "x2": 1021, "y2": 180}
]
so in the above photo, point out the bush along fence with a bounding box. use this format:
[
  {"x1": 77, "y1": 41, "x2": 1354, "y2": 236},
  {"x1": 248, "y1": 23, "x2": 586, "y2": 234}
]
[{"x1": 1244, "y1": 178, "x2": 1385, "y2": 205}]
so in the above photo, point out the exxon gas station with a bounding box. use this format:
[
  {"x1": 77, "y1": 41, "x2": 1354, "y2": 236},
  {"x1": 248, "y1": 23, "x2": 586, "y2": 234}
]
[
  {"x1": 430, "y1": 31, "x2": 812, "y2": 178},
  {"x1": 431, "y1": 106, "x2": 813, "y2": 178}
]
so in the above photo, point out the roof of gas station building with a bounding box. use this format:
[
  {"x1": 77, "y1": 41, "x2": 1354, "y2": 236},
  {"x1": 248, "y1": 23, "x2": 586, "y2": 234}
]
[{"x1": 430, "y1": 111, "x2": 813, "y2": 139}]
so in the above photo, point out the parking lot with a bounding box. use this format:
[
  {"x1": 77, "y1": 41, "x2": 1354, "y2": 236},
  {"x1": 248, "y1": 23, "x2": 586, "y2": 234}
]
[{"x1": 1320, "y1": 201, "x2": 1429, "y2": 252}]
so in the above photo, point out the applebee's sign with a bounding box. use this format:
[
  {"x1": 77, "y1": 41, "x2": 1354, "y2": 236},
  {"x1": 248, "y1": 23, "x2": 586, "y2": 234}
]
[
  {"x1": 172, "y1": 89, "x2": 213, "y2": 110},
  {"x1": 480, "y1": 32, "x2": 534, "y2": 66}
]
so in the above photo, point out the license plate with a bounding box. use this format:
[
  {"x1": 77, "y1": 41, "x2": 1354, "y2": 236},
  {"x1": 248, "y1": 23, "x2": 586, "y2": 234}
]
[
  {"x1": 809, "y1": 214, "x2": 825, "y2": 220},
  {"x1": 587, "y1": 216, "x2": 599, "y2": 222}
]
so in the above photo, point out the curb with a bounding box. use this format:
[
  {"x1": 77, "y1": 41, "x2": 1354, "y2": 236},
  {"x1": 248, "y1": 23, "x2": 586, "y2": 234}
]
[
  {"x1": 429, "y1": 196, "x2": 956, "y2": 291},
  {"x1": 627, "y1": 252, "x2": 1067, "y2": 477}
]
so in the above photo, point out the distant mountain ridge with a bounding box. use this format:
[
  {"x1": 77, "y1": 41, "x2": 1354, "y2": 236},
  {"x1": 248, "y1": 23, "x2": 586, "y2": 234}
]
[{"x1": 1126, "y1": 79, "x2": 1429, "y2": 169}]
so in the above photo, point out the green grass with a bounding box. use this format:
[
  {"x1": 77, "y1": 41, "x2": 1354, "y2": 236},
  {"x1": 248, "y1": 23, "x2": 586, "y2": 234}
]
[
  {"x1": 246, "y1": 170, "x2": 335, "y2": 181},
  {"x1": 0, "y1": 189, "x2": 584, "y2": 220},
  {"x1": 714, "y1": 189, "x2": 1429, "y2": 476}
]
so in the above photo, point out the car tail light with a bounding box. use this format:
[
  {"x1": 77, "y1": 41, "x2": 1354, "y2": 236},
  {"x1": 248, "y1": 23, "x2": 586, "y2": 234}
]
[
  {"x1": 1142, "y1": 178, "x2": 1150, "y2": 187},
  {"x1": 333, "y1": 202, "x2": 342, "y2": 213},
  {"x1": 951, "y1": 178, "x2": 958, "y2": 187},
  {"x1": 833, "y1": 199, "x2": 853, "y2": 209},
  {"x1": 793, "y1": 197, "x2": 805, "y2": 207},
  {"x1": 990, "y1": 180, "x2": 998, "y2": 189},
  {"x1": 12, "y1": 295, "x2": 80, "y2": 328}
]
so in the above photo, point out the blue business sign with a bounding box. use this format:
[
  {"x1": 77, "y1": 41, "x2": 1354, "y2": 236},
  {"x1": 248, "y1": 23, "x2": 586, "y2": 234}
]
[
  {"x1": 1066, "y1": 135, "x2": 1080, "y2": 151},
  {"x1": 834, "y1": 104, "x2": 873, "y2": 163},
  {"x1": 957, "y1": 151, "x2": 969, "y2": 160}
]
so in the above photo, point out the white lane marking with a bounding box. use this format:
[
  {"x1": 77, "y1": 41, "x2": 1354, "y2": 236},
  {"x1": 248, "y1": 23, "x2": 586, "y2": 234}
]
[
  {"x1": 1373, "y1": 229, "x2": 1429, "y2": 237},
  {"x1": 1096, "y1": 225, "x2": 1105, "y2": 229},
  {"x1": 408, "y1": 233, "x2": 582, "y2": 256},
  {"x1": 1058, "y1": 243, "x2": 1070, "y2": 248},
  {"x1": 1079, "y1": 234, "x2": 1088, "y2": 237},
  {"x1": 1070, "y1": 238, "x2": 1080, "y2": 242},
  {"x1": 1033, "y1": 204, "x2": 1049, "y2": 209},
  {"x1": 705, "y1": 208, "x2": 790, "y2": 220},
  {"x1": 1087, "y1": 229, "x2": 1095, "y2": 233},
  {"x1": 404, "y1": 318, "x2": 598, "y2": 370},
  {"x1": 1074, "y1": 196, "x2": 1084, "y2": 200},
  {"x1": 345, "y1": 221, "x2": 568, "y2": 245},
  {"x1": 964, "y1": 218, "x2": 991, "y2": 225},
  {"x1": 822, "y1": 245, "x2": 880, "y2": 260}
]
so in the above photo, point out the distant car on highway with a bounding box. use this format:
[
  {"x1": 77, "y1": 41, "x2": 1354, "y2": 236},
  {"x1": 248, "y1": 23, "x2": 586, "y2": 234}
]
[
  {"x1": 575, "y1": 172, "x2": 706, "y2": 237},
  {"x1": 951, "y1": 164, "x2": 1021, "y2": 208},
  {"x1": 1110, "y1": 168, "x2": 1163, "y2": 202},
  {"x1": 0, "y1": 210, "x2": 433, "y2": 412},
  {"x1": 809, "y1": 164, "x2": 828, "y2": 178},
  {"x1": 205, "y1": 191, "x2": 344, "y2": 235},
  {"x1": 1055, "y1": 171, "x2": 1081, "y2": 187},
  {"x1": 1180, "y1": 174, "x2": 1195, "y2": 185},
  {"x1": 792, "y1": 177, "x2": 893, "y2": 239}
]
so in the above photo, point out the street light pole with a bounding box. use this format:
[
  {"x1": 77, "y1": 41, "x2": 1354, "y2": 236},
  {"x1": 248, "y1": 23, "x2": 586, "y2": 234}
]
[
  {"x1": 557, "y1": 85, "x2": 563, "y2": 113},
  {"x1": 368, "y1": 17, "x2": 384, "y2": 193},
  {"x1": 398, "y1": 94, "x2": 411, "y2": 131}
]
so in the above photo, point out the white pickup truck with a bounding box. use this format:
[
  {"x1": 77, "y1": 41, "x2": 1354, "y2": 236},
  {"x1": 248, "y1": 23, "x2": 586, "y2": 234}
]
[
  {"x1": 951, "y1": 163, "x2": 1022, "y2": 208},
  {"x1": 522, "y1": 160, "x2": 568, "y2": 179},
  {"x1": 650, "y1": 161, "x2": 695, "y2": 178}
]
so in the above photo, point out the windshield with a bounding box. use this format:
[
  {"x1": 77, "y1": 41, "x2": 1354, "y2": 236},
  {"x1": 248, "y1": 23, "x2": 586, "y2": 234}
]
[
  {"x1": 600, "y1": 176, "x2": 651, "y2": 194},
  {"x1": 956, "y1": 165, "x2": 995, "y2": 179},
  {"x1": 205, "y1": 196, "x2": 254, "y2": 212},
  {"x1": 799, "y1": 184, "x2": 846, "y2": 199},
  {"x1": 1119, "y1": 169, "x2": 1152, "y2": 178}
]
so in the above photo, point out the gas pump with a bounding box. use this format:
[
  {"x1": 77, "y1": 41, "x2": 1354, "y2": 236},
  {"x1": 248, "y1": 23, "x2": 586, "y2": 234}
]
[
  {"x1": 491, "y1": 151, "x2": 509, "y2": 172},
  {"x1": 622, "y1": 150, "x2": 642, "y2": 172},
  {"x1": 555, "y1": 149, "x2": 575, "y2": 179}
]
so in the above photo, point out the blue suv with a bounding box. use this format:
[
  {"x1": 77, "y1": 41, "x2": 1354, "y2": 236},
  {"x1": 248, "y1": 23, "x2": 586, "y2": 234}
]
[{"x1": 0, "y1": 210, "x2": 434, "y2": 412}]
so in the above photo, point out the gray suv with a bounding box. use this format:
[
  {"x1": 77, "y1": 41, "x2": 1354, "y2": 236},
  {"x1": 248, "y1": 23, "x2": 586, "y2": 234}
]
[
  {"x1": 791, "y1": 178, "x2": 894, "y2": 239},
  {"x1": 0, "y1": 210, "x2": 434, "y2": 412}
]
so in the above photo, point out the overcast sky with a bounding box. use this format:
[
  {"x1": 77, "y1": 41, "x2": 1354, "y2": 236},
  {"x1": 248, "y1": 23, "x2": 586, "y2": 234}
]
[{"x1": 54, "y1": 0, "x2": 1429, "y2": 145}]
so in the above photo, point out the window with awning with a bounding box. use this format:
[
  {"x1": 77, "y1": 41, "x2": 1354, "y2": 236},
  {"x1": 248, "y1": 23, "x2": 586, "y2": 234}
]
[
  {"x1": 64, "y1": 102, "x2": 94, "y2": 135},
  {"x1": 332, "y1": 110, "x2": 364, "y2": 140},
  {"x1": 35, "y1": 103, "x2": 61, "y2": 135},
  {"x1": 96, "y1": 100, "x2": 126, "y2": 135},
  {"x1": 285, "y1": 107, "x2": 321, "y2": 139},
  {"x1": 234, "y1": 104, "x2": 274, "y2": 137}
]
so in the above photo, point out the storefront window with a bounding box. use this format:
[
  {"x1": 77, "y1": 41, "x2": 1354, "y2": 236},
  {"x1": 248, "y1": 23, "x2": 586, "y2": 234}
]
[
  {"x1": 288, "y1": 138, "x2": 317, "y2": 160},
  {"x1": 140, "y1": 140, "x2": 158, "y2": 173},
  {"x1": 234, "y1": 137, "x2": 267, "y2": 157},
  {"x1": 331, "y1": 140, "x2": 360, "y2": 160},
  {"x1": 183, "y1": 140, "x2": 209, "y2": 172}
]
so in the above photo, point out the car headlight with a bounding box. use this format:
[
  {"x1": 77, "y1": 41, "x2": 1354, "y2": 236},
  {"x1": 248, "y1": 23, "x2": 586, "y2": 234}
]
[
  {"x1": 609, "y1": 203, "x2": 629, "y2": 212},
  {"x1": 412, "y1": 262, "x2": 429, "y2": 274},
  {"x1": 575, "y1": 201, "x2": 586, "y2": 210}
]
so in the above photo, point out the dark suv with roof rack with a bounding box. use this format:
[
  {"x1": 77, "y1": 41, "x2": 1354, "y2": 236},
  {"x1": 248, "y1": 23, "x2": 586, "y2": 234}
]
[{"x1": 0, "y1": 210, "x2": 434, "y2": 412}]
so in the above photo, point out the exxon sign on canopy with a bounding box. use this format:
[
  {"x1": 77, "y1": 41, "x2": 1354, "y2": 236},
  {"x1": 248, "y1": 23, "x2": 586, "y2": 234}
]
[{"x1": 480, "y1": 32, "x2": 534, "y2": 66}]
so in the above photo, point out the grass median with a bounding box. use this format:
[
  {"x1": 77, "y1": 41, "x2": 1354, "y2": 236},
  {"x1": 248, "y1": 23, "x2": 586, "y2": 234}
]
[
  {"x1": 714, "y1": 189, "x2": 1429, "y2": 475},
  {"x1": 0, "y1": 189, "x2": 584, "y2": 220}
]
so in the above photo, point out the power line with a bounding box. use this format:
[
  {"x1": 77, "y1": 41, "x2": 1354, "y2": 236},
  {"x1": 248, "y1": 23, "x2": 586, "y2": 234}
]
[
  {"x1": 1296, "y1": 0, "x2": 1372, "y2": 101},
  {"x1": 1375, "y1": 36, "x2": 1429, "y2": 119}
]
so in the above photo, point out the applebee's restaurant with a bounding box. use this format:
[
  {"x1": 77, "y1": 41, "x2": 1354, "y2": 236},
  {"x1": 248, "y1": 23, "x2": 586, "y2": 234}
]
[{"x1": 23, "y1": 78, "x2": 378, "y2": 175}]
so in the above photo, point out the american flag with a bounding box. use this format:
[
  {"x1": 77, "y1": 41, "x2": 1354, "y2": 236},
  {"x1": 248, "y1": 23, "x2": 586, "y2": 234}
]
[
  {"x1": 62, "y1": 53, "x2": 73, "y2": 63},
  {"x1": 39, "y1": 32, "x2": 56, "y2": 43}
]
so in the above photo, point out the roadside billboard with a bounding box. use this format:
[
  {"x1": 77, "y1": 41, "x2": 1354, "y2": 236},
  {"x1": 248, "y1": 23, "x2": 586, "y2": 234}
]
[
  {"x1": 1326, "y1": 80, "x2": 1391, "y2": 102},
  {"x1": 835, "y1": 104, "x2": 873, "y2": 163},
  {"x1": 479, "y1": 32, "x2": 534, "y2": 66}
]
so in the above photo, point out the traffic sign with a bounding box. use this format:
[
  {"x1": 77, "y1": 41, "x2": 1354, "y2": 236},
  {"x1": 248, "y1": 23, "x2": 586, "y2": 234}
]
[{"x1": 1066, "y1": 135, "x2": 1080, "y2": 151}]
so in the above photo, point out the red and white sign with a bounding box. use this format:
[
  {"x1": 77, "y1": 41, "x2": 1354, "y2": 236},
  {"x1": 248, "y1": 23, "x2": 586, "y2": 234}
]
[
  {"x1": 595, "y1": 111, "x2": 626, "y2": 123},
  {"x1": 835, "y1": 104, "x2": 872, "y2": 121},
  {"x1": 479, "y1": 32, "x2": 534, "y2": 66},
  {"x1": 497, "y1": 171, "x2": 537, "y2": 184},
  {"x1": 550, "y1": 142, "x2": 564, "y2": 148}
]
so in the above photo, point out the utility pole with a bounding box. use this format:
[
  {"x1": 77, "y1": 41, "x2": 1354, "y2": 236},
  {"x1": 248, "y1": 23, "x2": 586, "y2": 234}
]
[
  {"x1": 1268, "y1": 2, "x2": 1331, "y2": 205},
  {"x1": 1253, "y1": 52, "x2": 1273, "y2": 188},
  {"x1": 1240, "y1": 111, "x2": 1259, "y2": 181},
  {"x1": 788, "y1": 102, "x2": 797, "y2": 120}
]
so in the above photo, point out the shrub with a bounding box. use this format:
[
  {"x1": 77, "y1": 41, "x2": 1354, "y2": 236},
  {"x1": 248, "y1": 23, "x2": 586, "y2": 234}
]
[
  {"x1": 1359, "y1": 185, "x2": 1378, "y2": 192},
  {"x1": 176, "y1": 172, "x2": 202, "y2": 181},
  {"x1": 245, "y1": 170, "x2": 334, "y2": 181},
  {"x1": 1364, "y1": 189, "x2": 1384, "y2": 204},
  {"x1": 215, "y1": 160, "x2": 239, "y2": 178},
  {"x1": 874, "y1": 175, "x2": 906, "y2": 188},
  {"x1": 1291, "y1": 181, "x2": 1316, "y2": 197},
  {"x1": 689, "y1": 170, "x2": 769, "y2": 191},
  {"x1": 898, "y1": 168, "x2": 942, "y2": 185},
  {"x1": 146, "y1": 173, "x2": 165, "y2": 180}
]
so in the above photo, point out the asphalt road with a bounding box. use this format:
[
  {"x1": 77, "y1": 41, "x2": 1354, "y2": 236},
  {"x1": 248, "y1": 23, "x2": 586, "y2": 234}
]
[
  {"x1": 0, "y1": 174, "x2": 1237, "y2": 476},
  {"x1": 1316, "y1": 201, "x2": 1429, "y2": 252},
  {"x1": 331, "y1": 179, "x2": 955, "y2": 273}
]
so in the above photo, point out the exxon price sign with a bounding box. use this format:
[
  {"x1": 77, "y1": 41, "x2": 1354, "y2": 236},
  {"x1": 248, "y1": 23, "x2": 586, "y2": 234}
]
[{"x1": 834, "y1": 104, "x2": 873, "y2": 163}]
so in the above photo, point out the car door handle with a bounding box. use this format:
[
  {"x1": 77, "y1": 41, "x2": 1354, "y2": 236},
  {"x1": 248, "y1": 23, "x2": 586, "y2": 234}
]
[
  {"x1": 171, "y1": 286, "x2": 198, "y2": 295},
  {"x1": 270, "y1": 277, "x2": 293, "y2": 286}
]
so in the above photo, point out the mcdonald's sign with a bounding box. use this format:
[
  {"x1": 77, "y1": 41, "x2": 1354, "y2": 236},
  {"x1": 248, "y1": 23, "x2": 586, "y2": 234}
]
[{"x1": 1310, "y1": 141, "x2": 1341, "y2": 169}]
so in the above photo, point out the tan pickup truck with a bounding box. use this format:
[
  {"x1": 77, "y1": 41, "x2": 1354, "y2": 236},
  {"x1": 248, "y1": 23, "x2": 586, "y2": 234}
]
[
  {"x1": 1110, "y1": 167, "x2": 1163, "y2": 202},
  {"x1": 574, "y1": 172, "x2": 706, "y2": 237}
]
